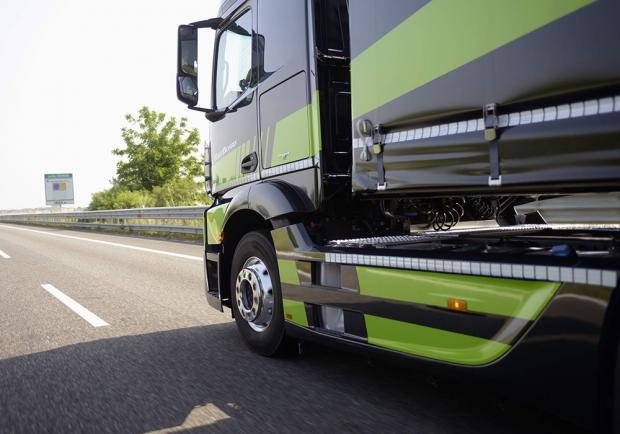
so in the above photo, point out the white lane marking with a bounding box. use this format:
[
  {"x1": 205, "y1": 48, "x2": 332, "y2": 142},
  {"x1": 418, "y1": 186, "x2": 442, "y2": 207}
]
[
  {"x1": 0, "y1": 249, "x2": 10, "y2": 259},
  {"x1": 42, "y1": 284, "x2": 109, "y2": 327},
  {"x1": 0, "y1": 225, "x2": 202, "y2": 261}
]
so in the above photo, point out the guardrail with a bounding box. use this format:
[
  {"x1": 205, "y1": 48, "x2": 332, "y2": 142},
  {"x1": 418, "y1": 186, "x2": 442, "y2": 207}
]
[{"x1": 0, "y1": 206, "x2": 207, "y2": 235}]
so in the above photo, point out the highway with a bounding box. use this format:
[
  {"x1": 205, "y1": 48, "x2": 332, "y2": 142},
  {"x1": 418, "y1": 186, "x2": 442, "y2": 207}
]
[{"x1": 0, "y1": 223, "x2": 582, "y2": 433}]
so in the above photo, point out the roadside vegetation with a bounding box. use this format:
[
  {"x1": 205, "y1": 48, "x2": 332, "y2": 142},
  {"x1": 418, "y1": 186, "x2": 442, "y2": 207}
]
[{"x1": 88, "y1": 107, "x2": 210, "y2": 210}]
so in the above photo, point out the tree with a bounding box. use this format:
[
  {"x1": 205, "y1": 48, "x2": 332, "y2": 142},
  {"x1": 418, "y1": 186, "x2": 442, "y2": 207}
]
[
  {"x1": 88, "y1": 107, "x2": 210, "y2": 210},
  {"x1": 88, "y1": 186, "x2": 154, "y2": 210},
  {"x1": 113, "y1": 107, "x2": 202, "y2": 191},
  {"x1": 151, "y1": 177, "x2": 209, "y2": 207}
]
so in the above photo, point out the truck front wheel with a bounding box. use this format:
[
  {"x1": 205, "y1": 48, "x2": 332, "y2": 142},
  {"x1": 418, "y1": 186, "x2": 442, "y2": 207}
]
[{"x1": 230, "y1": 230, "x2": 288, "y2": 356}]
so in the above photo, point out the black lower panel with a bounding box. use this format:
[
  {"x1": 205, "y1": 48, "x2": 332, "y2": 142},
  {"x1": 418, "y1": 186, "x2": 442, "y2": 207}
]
[{"x1": 282, "y1": 283, "x2": 527, "y2": 344}]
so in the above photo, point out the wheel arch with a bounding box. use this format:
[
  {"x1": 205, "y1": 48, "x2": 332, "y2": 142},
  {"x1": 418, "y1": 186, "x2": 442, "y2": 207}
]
[
  {"x1": 217, "y1": 180, "x2": 316, "y2": 310},
  {"x1": 220, "y1": 209, "x2": 272, "y2": 311}
]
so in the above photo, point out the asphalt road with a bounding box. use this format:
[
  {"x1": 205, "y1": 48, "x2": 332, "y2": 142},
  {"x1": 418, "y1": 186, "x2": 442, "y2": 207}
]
[{"x1": 0, "y1": 223, "x2": 583, "y2": 433}]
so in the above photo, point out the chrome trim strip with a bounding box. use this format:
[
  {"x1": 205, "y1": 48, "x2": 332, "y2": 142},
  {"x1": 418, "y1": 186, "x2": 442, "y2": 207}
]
[
  {"x1": 261, "y1": 156, "x2": 315, "y2": 178},
  {"x1": 325, "y1": 252, "x2": 617, "y2": 288},
  {"x1": 353, "y1": 94, "x2": 620, "y2": 149}
]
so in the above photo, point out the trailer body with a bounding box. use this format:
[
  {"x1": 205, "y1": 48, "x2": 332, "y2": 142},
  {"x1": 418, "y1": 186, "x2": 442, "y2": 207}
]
[{"x1": 350, "y1": 0, "x2": 620, "y2": 195}]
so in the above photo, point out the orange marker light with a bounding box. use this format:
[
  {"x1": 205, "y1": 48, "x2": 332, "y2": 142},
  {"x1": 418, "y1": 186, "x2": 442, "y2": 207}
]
[
  {"x1": 447, "y1": 299, "x2": 468, "y2": 312},
  {"x1": 219, "y1": 233, "x2": 224, "y2": 242}
]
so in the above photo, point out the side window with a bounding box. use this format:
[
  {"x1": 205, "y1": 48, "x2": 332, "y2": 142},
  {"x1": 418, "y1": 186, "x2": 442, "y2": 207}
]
[{"x1": 215, "y1": 11, "x2": 253, "y2": 109}]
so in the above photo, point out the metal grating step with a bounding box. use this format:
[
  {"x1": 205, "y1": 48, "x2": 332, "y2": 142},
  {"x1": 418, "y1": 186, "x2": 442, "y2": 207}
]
[{"x1": 326, "y1": 224, "x2": 617, "y2": 248}]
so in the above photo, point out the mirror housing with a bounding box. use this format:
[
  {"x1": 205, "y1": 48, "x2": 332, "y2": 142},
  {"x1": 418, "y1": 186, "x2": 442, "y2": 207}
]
[{"x1": 205, "y1": 110, "x2": 227, "y2": 122}]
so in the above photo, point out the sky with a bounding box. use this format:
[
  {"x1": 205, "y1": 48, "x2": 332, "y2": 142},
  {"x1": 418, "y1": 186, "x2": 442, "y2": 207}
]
[{"x1": 0, "y1": 0, "x2": 219, "y2": 210}]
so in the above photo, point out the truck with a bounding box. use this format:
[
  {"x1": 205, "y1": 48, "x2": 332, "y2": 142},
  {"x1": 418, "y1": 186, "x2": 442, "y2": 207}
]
[{"x1": 175, "y1": 0, "x2": 620, "y2": 431}]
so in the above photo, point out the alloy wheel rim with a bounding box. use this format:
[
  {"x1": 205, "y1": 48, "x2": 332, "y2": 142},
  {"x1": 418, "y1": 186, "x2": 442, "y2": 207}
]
[{"x1": 234, "y1": 256, "x2": 274, "y2": 332}]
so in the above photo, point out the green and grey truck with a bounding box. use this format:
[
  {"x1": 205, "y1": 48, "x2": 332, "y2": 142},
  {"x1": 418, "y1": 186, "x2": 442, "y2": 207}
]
[{"x1": 176, "y1": 0, "x2": 620, "y2": 430}]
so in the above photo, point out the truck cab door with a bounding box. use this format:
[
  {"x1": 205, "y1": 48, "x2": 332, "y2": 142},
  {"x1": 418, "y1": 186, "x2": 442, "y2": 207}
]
[
  {"x1": 257, "y1": 0, "x2": 319, "y2": 181},
  {"x1": 209, "y1": 4, "x2": 260, "y2": 193}
]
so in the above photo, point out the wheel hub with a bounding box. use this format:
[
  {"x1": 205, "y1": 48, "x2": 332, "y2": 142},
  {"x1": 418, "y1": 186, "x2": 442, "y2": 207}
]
[{"x1": 235, "y1": 257, "x2": 274, "y2": 332}]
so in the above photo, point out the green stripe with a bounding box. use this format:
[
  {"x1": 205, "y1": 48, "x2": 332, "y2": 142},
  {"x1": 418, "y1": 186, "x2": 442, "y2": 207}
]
[
  {"x1": 212, "y1": 136, "x2": 260, "y2": 190},
  {"x1": 212, "y1": 146, "x2": 241, "y2": 187},
  {"x1": 270, "y1": 103, "x2": 313, "y2": 167},
  {"x1": 310, "y1": 91, "x2": 322, "y2": 154},
  {"x1": 351, "y1": 0, "x2": 594, "y2": 118},
  {"x1": 261, "y1": 126, "x2": 271, "y2": 168},
  {"x1": 205, "y1": 203, "x2": 229, "y2": 245},
  {"x1": 203, "y1": 213, "x2": 208, "y2": 246},
  {"x1": 44, "y1": 173, "x2": 72, "y2": 179},
  {"x1": 259, "y1": 91, "x2": 321, "y2": 169},
  {"x1": 365, "y1": 315, "x2": 510, "y2": 365},
  {"x1": 357, "y1": 266, "x2": 559, "y2": 320},
  {"x1": 278, "y1": 259, "x2": 300, "y2": 285},
  {"x1": 283, "y1": 298, "x2": 308, "y2": 327}
]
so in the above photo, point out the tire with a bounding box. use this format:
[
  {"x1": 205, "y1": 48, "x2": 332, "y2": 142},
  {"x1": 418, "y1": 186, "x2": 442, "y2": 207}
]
[{"x1": 230, "y1": 230, "x2": 288, "y2": 356}]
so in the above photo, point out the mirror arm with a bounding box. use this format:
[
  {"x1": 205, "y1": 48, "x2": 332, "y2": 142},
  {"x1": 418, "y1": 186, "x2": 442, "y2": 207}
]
[
  {"x1": 186, "y1": 106, "x2": 217, "y2": 114},
  {"x1": 191, "y1": 18, "x2": 224, "y2": 29}
]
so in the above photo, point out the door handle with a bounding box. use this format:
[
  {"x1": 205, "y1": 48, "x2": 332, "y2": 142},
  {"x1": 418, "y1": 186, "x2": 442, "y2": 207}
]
[{"x1": 240, "y1": 152, "x2": 258, "y2": 173}]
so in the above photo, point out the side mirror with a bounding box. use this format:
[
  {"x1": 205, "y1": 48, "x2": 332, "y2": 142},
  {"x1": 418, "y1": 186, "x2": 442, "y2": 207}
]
[
  {"x1": 176, "y1": 19, "x2": 222, "y2": 112},
  {"x1": 177, "y1": 25, "x2": 199, "y2": 106}
]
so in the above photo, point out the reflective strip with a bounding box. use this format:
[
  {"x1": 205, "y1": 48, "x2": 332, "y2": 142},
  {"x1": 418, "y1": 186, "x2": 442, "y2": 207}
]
[
  {"x1": 325, "y1": 253, "x2": 617, "y2": 288},
  {"x1": 261, "y1": 156, "x2": 315, "y2": 178},
  {"x1": 353, "y1": 94, "x2": 620, "y2": 149}
]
